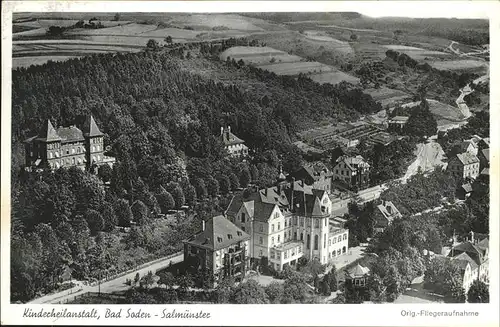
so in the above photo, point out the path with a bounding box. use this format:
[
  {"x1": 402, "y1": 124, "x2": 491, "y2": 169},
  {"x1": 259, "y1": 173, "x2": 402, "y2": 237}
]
[
  {"x1": 402, "y1": 139, "x2": 446, "y2": 183},
  {"x1": 29, "y1": 253, "x2": 184, "y2": 304}
]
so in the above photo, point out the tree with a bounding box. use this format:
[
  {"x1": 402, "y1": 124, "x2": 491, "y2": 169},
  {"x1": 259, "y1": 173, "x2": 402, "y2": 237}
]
[
  {"x1": 218, "y1": 175, "x2": 231, "y2": 194},
  {"x1": 158, "y1": 271, "x2": 176, "y2": 289},
  {"x1": 231, "y1": 279, "x2": 268, "y2": 304},
  {"x1": 229, "y1": 172, "x2": 240, "y2": 190},
  {"x1": 113, "y1": 13, "x2": 121, "y2": 21},
  {"x1": 207, "y1": 178, "x2": 219, "y2": 198},
  {"x1": 115, "y1": 198, "x2": 132, "y2": 227},
  {"x1": 350, "y1": 33, "x2": 358, "y2": 41},
  {"x1": 131, "y1": 200, "x2": 149, "y2": 225},
  {"x1": 156, "y1": 186, "x2": 175, "y2": 213},
  {"x1": 98, "y1": 164, "x2": 113, "y2": 183},
  {"x1": 165, "y1": 35, "x2": 173, "y2": 44},
  {"x1": 146, "y1": 39, "x2": 159, "y2": 50},
  {"x1": 239, "y1": 167, "x2": 251, "y2": 188},
  {"x1": 99, "y1": 202, "x2": 117, "y2": 232},
  {"x1": 134, "y1": 272, "x2": 140, "y2": 285},
  {"x1": 404, "y1": 99, "x2": 438, "y2": 139},
  {"x1": 84, "y1": 209, "x2": 105, "y2": 235},
  {"x1": 171, "y1": 186, "x2": 185, "y2": 209},
  {"x1": 282, "y1": 273, "x2": 309, "y2": 303},
  {"x1": 467, "y1": 280, "x2": 489, "y2": 303},
  {"x1": 265, "y1": 281, "x2": 284, "y2": 303},
  {"x1": 214, "y1": 276, "x2": 235, "y2": 303},
  {"x1": 193, "y1": 178, "x2": 208, "y2": 200},
  {"x1": 183, "y1": 183, "x2": 197, "y2": 206},
  {"x1": 326, "y1": 266, "x2": 338, "y2": 291}
]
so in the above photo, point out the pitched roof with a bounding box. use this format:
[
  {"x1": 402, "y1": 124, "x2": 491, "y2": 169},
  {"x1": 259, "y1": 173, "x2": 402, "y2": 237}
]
[
  {"x1": 480, "y1": 168, "x2": 489, "y2": 175},
  {"x1": 56, "y1": 126, "x2": 85, "y2": 142},
  {"x1": 476, "y1": 237, "x2": 489, "y2": 250},
  {"x1": 83, "y1": 115, "x2": 103, "y2": 137},
  {"x1": 346, "y1": 264, "x2": 370, "y2": 278},
  {"x1": 455, "y1": 152, "x2": 479, "y2": 165},
  {"x1": 301, "y1": 162, "x2": 332, "y2": 180},
  {"x1": 451, "y1": 252, "x2": 478, "y2": 270},
  {"x1": 221, "y1": 127, "x2": 245, "y2": 146},
  {"x1": 479, "y1": 148, "x2": 489, "y2": 161},
  {"x1": 254, "y1": 202, "x2": 277, "y2": 222},
  {"x1": 36, "y1": 120, "x2": 62, "y2": 142},
  {"x1": 450, "y1": 241, "x2": 485, "y2": 266},
  {"x1": 184, "y1": 215, "x2": 249, "y2": 251},
  {"x1": 339, "y1": 155, "x2": 370, "y2": 171},
  {"x1": 457, "y1": 141, "x2": 477, "y2": 153}
]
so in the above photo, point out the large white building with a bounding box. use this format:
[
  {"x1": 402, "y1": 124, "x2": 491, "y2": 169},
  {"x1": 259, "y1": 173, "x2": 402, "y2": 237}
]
[
  {"x1": 225, "y1": 179, "x2": 349, "y2": 271},
  {"x1": 220, "y1": 126, "x2": 248, "y2": 157}
]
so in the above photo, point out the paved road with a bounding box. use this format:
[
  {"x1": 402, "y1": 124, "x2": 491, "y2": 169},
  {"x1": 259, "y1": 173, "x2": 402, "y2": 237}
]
[{"x1": 30, "y1": 253, "x2": 184, "y2": 304}]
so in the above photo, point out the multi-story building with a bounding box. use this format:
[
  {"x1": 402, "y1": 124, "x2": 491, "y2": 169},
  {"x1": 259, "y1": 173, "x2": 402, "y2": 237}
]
[
  {"x1": 449, "y1": 232, "x2": 489, "y2": 294},
  {"x1": 447, "y1": 152, "x2": 480, "y2": 180},
  {"x1": 220, "y1": 126, "x2": 248, "y2": 157},
  {"x1": 388, "y1": 116, "x2": 409, "y2": 131},
  {"x1": 23, "y1": 115, "x2": 115, "y2": 172},
  {"x1": 332, "y1": 155, "x2": 370, "y2": 190},
  {"x1": 290, "y1": 162, "x2": 333, "y2": 193},
  {"x1": 183, "y1": 215, "x2": 250, "y2": 284},
  {"x1": 225, "y1": 178, "x2": 349, "y2": 272},
  {"x1": 374, "y1": 200, "x2": 402, "y2": 233}
]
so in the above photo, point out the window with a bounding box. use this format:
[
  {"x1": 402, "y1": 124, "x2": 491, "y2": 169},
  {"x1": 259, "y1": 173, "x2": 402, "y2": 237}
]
[
  {"x1": 284, "y1": 251, "x2": 288, "y2": 259},
  {"x1": 66, "y1": 149, "x2": 70, "y2": 155},
  {"x1": 92, "y1": 146, "x2": 95, "y2": 152},
  {"x1": 259, "y1": 250, "x2": 263, "y2": 257},
  {"x1": 49, "y1": 152, "x2": 53, "y2": 159},
  {"x1": 284, "y1": 220, "x2": 287, "y2": 228},
  {"x1": 241, "y1": 212, "x2": 246, "y2": 223},
  {"x1": 227, "y1": 234, "x2": 233, "y2": 240},
  {"x1": 72, "y1": 158, "x2": 75, "y2": 164},
  {"x1": 270, "y1": 251, "x2": 275, "y2": 259},
  {"x1": 259, "y1": 224, "x2": 263, "y2": 232},
  {"x1": 300, "y1": 233, "x2": 304, "y2": 241},
  {"x1": 272, "y1": 224, "x2": 275, "y2": 232},
  {"x1": 329, "y1": 239, "x2": 331, "y2": 246},
  {"x1": 300, "y1": 218, "x2": 304, "y2": 227},
  {"x1": 259, "y1": 236, "x2": 263, "y2": 245},
  {"x1": 241, "y1": 226, "x2": 245, "y2": 232},
  {"x1": 307, "y1": 219, "x2": 311, "y2": 227},
  {"x1": 314, "y1": 219, "x2": 319, "y2": 228},
  {"x1": 338, "y1": 236, "x2": 342, "y2": 243},
  {"x1": 278, "y1": 223, "x2": 280, "y2": 230},
  {"x1": 325, "y1": 219, "x2": 327, "y2": 226},
  {"x1": 272, "y1": 237, "x2": 274, "y2": 244},
  {"x1": 294, "y1": 232, "x2": 297, "y2": 240},
  {"x1": 343, "y1": 234, "x2": 347, "y2": 240},
  {"x1": 314, "y1": 235, "x2": 319, "y2": 250},
  {"x1": 333, "y1": 237, "x2": 336, "y2": 244},
  {"x1": 278, "y1": 235, "x2": 280, "y2": 243},
  {"x1": 332, "y1": 251, "x2": 336, "y2": 257},
  {"x1": 72, "y1": 148, "x2": 75, "y2": 154},
  {"x1": 307, "y1": 234, "x2": 311, "y2": 249},
  {"x1": 337, "y1": 249, "x2": 341, "y2": 256},
  {"x1": 324, "y1": 234, "x2": 326, "y2": 248},
  {"x1": 293, "y1": 217, "x2": 297, "y2": 225}
]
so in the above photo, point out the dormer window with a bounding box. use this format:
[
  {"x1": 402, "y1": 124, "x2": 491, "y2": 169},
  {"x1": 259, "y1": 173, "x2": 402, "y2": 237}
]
[
  {"x1": 237, "y1": 231, "x2": 242, "y2": 236},
  {"x1": 227, "y1": 234, "x2": 233, "y2": 240},
  {"x1": 217, "y1": 237, "x2": 223, "y2": 243}
]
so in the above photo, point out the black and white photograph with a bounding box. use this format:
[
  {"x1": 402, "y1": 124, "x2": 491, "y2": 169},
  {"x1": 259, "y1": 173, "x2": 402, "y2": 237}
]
[{"x1": 1, "y1": 1, "x2": 498, "y2": 326}]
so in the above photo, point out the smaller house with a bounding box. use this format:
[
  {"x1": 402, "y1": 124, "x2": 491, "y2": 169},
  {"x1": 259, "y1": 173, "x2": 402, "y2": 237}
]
[
  {"x1": 332, "y1": 155, "x2": 370, "y2": 190},
  {"x1": 345, "y1": 264, "x2": 370, "y2": 288},
  {"x1": 453, "y1": 141, "x2": 478, "y2": 156},
  {"x1": 447, "y1": 152, "x2": 480, "y2": 180},
  {"x1": 457, "y1": 183, "x2": 473, "y2": 200},
  {"x1": 388, "y1": 116, "x2": 409, "y2": 130},
  {"x1": 290, "y1": 162, "x2": 333, "y2": 192},
  {"x1": 183, "y1": 215, "x2": 250, "y2": 285},
  {"x1": 374, "y1": 200, "x2": 402, "y2": 233},
  {"x1": 220, "y1": 126, "x2": 249, "y2": 158}
]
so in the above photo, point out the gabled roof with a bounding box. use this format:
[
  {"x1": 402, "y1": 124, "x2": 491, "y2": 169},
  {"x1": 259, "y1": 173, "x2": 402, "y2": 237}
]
[
  {"x1": 346, "y1": 264, "x2": 370, "y2": 278},
  {"x1": 298, "y1": 162, "x2": 333, "y2": 181},
  {"x1": 480, "y1": 168, "x2": 489, "y2": 176},
  {"x1": 36, "y1": 120, "x2": 62, "y2": 142},
  {"x1": 184, "y1": 215, "x2": 249, "y2": 251},
  {"x1": 56, "y1": 126, "x2": 85, "y2": 142},
  {"x1": 476, "y1": 237, "x2": 489, "y2": 250},
  {"x1": 454, "y1": 152, "x2": 480, "y2": 165},
  {"x1": 338, "y1": 155, "x2": 370, "y2": 171},
  {"x1": 83, "y1": 115, "x2": 104, "y2": 137},
  {"x1": 254, "y1": 202, "x2": 277, "y2": 222},
  {"x1": 457, "y1": 141, "x2": 477, "y2": 153},
  {"x1": 479, "y1": 148, "x2": 489, "y2": 162},
  {"x1": 451, "y1": 252, "x2": 478, "y2": 271},
  {"x1": 450, "y1": 241, "x2": 486, "y2": 266},
  {"x1": 221, "y1": 127, "x2": 245, "y2": 146}
]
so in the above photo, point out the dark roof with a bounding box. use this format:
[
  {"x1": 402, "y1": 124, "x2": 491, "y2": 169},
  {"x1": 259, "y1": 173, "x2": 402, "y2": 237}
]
[
  {"x1": 184, "y1": 215, "x2": 250, "y2": 251},
  {"x1": 254, "y1": 202, "x2": 277, "y2": 222},
  {"x1": 221, "y1": 127, "x2": 245, "y2": 146},
  {"x1": 300, "y1": 162, "x2": 333, "y2": 181},
  {"x1": 346, "y1": 264, "x2": 370, "y2": 278},
  {"x1": 450, "y1": 241, "x2": 486, "y2": 266},
  {"x1": 456, "y1": 141, "x2": 477, "y2": 153},
  {"x1": 56, "y1": 126, "x2": 85, "y2": 142},
  {"x1": 83, "y1": 115, "x2": 103, "y2": 137},
  {"x1": 479, "y1": 148, "x2": 489, "y2": 161},
  {"x1": 481, "y1": 168, "x2": 489, "y2": 175},
  {"x1": 452, "y1": 252, "x2": 478, "y2": 270}
]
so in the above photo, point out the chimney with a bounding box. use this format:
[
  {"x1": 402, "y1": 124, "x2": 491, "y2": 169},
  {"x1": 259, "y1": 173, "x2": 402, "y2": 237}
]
[
  {"x1": 470, "y1": 231, "x2": 474, "y2": 243},
  {"x1": 228, "y1": 125, "x2": 231, "y2": 134},
  {"x1": 202, "y1": 220, "x2": 206, "y2": 232},
  {"x1": 291, "y1": 177, "x2": 295, "y2": 212},
  {"x1": 220, "y1": 126, "x2": 224, "y2": 136},
  {"x1": 264, "y1": 188, "x2": 268, "y2": 197}
]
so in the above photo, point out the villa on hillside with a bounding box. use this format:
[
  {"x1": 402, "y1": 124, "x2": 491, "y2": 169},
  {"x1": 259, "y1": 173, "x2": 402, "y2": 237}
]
[
  {"x1": 289, "y1": 162, "x2": 333, "y2": 193},
  {"x1": 23, "y1": 115, "x2": 115, "y2": 172},
  {"x1": 220, "y1": 126, "x2": 249, "y2": 158},
  {"x1": 374, "y1": 200, "x2": 402, "y2": 233},
  {"x1": 447, "y1": 152, "x2": 480, "y2": 180},
  {"x1": 332, "y1": 155, "x2": 371, "y2": 191}
]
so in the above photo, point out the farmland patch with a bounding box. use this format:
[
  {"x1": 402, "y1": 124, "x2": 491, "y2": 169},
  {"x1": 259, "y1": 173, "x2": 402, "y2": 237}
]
[
  {"x1": 428, "y1": 59, "x2": 487, "y2": 71},
  {"x1": 309, "y1": 71, "x2": 359, "y2": 85}
]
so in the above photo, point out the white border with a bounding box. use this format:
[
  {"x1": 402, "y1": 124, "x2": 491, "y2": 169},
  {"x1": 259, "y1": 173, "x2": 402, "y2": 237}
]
[{"x1": 2, "y1": 1, "x2": 499, "y2": 326}]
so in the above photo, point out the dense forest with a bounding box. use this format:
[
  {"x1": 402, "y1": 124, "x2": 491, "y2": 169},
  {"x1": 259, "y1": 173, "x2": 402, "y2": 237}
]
[{"x1": 11, "y1": 44, "x2": 382, "y2": 302}]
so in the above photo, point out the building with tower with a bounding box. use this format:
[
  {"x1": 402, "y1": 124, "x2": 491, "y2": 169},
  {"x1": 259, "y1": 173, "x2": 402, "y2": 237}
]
[
  {"x1": 220, "y1": 126, "x2": 249, "y2": 157},
  {"x1": 23, "y1": 115, "x2": 115, "y2": 172}
]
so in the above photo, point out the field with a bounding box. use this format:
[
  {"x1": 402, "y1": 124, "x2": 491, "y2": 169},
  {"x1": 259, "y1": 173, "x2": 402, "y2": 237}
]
[
  {"x1": 220, "y1": 46, "x2": 358, "y2": 85},
  {"x1": 382, "y1": 45, "x2": 451, "y2": 60},
  {"x1": 428, "y1": 59, "x2": 488, "y2": 72},
  {"x1": 364, "y1": 87, "x2": 410, "y2": 108}
]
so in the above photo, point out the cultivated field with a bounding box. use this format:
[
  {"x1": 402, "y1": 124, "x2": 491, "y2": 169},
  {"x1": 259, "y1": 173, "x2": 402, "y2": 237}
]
[
  {"x1": 382, "y1": 44, "x2": 451, "y2": 60},
  {"x1": 428, "y1": 59, "x2": 488, "y2": 72},
  {"x1": 364, "y1": 87, "x2": 410, "y2": 108},
  {"x1": 220, "y1": 46, "x2": 358, "y2": 85}
]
